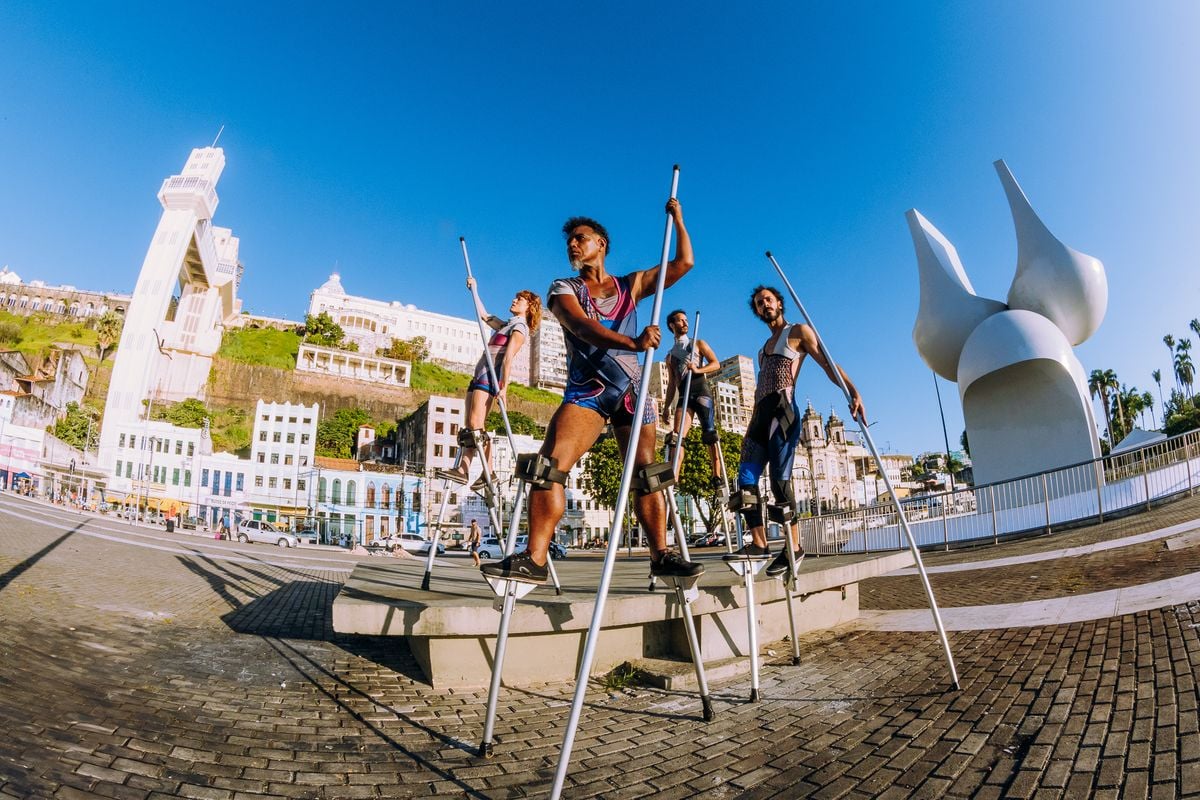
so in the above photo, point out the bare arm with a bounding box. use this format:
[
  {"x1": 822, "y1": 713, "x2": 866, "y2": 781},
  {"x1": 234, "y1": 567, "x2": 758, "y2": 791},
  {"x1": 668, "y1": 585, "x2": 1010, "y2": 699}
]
[
  {"x1": 663, "y1": 354, "x2": 680, "y2": 410},
  {"x1": 691, "y1": 339, "x2": 721, "y2": 375},
  {"x1": 467, "y1": 277, "x2": 504, "y2": 331},
  {"x1": 629, "y1": 198, "x2": 694, "y2": 301},
  {"x1": 550, "y1": 291, "x2": 660, "y2": 352},
  {"x1": 796, "y1": 324, "x2": 866, "y2": 422}
]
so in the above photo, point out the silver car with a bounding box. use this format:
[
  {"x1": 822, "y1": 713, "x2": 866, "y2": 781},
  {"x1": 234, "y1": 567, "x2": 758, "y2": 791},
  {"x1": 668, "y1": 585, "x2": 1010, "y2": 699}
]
[{"x1": 236, "y1": 519, "x2": 300, "y2": 548}]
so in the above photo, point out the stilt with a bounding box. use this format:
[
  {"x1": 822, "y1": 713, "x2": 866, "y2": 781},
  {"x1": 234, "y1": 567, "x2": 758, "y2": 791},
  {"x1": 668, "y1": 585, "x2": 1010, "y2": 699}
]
[{"x1": 766, "y1": 250, "x2": 959, "y2": 689}]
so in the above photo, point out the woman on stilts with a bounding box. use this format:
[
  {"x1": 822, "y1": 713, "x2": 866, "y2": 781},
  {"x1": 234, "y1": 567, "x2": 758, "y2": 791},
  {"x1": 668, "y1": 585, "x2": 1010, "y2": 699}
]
[{"x1": 437, "y1": 280, "x2": 542, "y2": 491}]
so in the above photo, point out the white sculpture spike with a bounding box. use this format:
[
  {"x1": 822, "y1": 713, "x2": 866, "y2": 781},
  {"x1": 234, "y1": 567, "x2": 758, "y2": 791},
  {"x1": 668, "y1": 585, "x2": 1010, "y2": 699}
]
[
  {"x1": 907, "y1": 209, "x2": 1006, "y2": 381},
  {"x1": 996, "y1": 160, "x2": 1107, "y2": 345}
]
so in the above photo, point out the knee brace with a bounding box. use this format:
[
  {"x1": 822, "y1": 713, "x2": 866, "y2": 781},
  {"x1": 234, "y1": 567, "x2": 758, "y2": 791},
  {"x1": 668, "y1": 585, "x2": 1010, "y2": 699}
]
[
  {"x1": 700, "y1": 429, "x2": 719, "y2": 445},
  {"x1": 515, "y1": 453, "x2": 568, "y2": 489},
  {"x1": 633, "y1": 461, "x2": 675, "y2": 495},
  {"x1": 767, "y1": 479, "x2": 798, "y2": 523},
  {"x1": 457, "y1": 428, "x2": 488, "y2": 451},
  {"x1": 730, "y1": 485, "x2": 763, "y2": 528},
  {"x1": 664, "y1": 431, "x2": 680, "y2": 447}
]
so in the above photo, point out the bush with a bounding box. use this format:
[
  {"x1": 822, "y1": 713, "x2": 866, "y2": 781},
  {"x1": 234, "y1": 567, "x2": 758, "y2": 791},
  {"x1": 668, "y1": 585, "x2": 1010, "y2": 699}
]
[{"x1": 0, "y1": 321, "x2": 21, "y2": 345}]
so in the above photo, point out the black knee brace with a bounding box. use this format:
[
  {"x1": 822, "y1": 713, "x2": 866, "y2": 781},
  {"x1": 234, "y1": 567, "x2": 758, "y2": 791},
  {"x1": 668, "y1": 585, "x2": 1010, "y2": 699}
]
[
  {"x1": 457, "y1": 428, "x2": 488, "y2": 451},
  {"x1": 633, "y1": 461, "x2": 675, "y2": 495},
  {"x1": 767, "y1": 479, "x2": 799, "y2": 523},
  {"x1": 515, "y1": 453, "x2": 568, "y2": 489},
  {"x1": 664, "y1": 432, "x2": 680, "y2": 447},
  {"x1": 700, "y1": 429, "x2": 719, "y2": 445}
]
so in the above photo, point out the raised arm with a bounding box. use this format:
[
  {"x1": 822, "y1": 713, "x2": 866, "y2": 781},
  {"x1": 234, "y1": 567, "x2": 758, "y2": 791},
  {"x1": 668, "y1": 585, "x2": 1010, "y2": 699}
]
[
  {"x1": 630, "y1": 198, "x2": 694, "y2": 301},
  {"x1": 795, "y1": 324, "x2": 866, "y2": 422},
  {"x1": 467, "y1": 277, "x2": 504, "y2": 331}
]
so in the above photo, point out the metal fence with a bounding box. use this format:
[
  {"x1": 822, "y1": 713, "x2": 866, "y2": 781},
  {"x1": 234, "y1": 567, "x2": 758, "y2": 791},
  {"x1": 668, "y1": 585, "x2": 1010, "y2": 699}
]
[{"x1": 797, "y1": 428, "x2": 1200, "y2": 556}]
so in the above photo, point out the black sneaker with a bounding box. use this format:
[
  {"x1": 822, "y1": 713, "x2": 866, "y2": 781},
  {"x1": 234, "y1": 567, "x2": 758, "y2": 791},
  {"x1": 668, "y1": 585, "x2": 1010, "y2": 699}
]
[
  {"x1": 722, "y1": 543, "x2": 772, "y2": 562},
  {"x1": 480, "y1": 552, "x2": 548, "y2": 585},
  {"x1": 766, "y1": 548, "x2": 804, "y2": 577},
  {"x1": 435, "y1": 467, "x2": 469, "y2": 485},
  {"x1": 650, "y1": 550, "x2": 705, "y2": 578}
]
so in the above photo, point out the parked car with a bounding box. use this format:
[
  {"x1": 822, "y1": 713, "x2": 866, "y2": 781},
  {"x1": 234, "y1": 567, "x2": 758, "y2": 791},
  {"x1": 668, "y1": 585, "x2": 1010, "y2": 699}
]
[
  {"x1": 370, "y1": 532, "x2": 445, "y2": 556},
  {"x1": 513, "y1": 536, "x2": 569, "y2": 560},
  {"x1": 477, "y1": 536, "x2": 504, "y2": 560},
  {"x1": 236, "y1": 519, "x2": 300, "y2": 548},
  {"x1": 293, "y1": 528, "x2": 320, "y2": 545}
]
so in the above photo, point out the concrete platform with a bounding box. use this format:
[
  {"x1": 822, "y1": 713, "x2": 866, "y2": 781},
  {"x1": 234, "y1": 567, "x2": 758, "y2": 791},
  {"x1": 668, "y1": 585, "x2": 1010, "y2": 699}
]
[{"x1": 332, "y1": 548, "x2": 915, "y2": 687}]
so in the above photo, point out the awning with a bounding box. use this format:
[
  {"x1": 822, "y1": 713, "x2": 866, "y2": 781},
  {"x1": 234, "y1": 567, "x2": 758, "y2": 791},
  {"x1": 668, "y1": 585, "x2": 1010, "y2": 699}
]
[{"x1": 13, "y1": 472, "x2": 30, "y2": 480}]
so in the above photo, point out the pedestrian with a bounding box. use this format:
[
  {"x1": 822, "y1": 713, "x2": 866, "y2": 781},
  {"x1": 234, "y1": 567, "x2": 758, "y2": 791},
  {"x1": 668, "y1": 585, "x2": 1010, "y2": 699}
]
[
  {"x1": 481, "y1": 198, "x2": 702, "y2": 585},
  {"x1": 662, "y1": 308, "x2": 726, "y2": 484},
  {"x1": 466, "y1": 519, "x2": 482, "y2": 567},
  {"x1": 436, "y1": 279, "x2": 542, "y2": 492},
  {"x1": 725, "y1": 285, "x2": 866, "y2": 576}
]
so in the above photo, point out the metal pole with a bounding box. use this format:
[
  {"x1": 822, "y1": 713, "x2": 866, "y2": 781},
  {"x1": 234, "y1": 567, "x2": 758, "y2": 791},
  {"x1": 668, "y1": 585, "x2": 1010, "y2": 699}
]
[
  {"x1": 1093, "y1": 458, "x2": 1105, "y2": 521},
  {"x1": 941, "y1": 491, "x2": 949, "y2": 551},
  {"x1": 1187, "y1": 435, "x2": 1195, "y2": 496},
  {"x1": 932, "y1": 372, "x2": 956, "y2": 493},
  {"x1": 765, "y1": 251, "x2": 958, "y2": 689},
  {"x1": 550, "y1": 165, "x2": 680, "y2": 799},
  {"x1": 989, "y1": 484, "x2": 999, "y2": 544},
  {"x1": 1041, "y1": 473, "x2": 1051, "y2": 533},
  {"x1": 1142, "y1": 450, "x2": 1152, "y2": 510}
]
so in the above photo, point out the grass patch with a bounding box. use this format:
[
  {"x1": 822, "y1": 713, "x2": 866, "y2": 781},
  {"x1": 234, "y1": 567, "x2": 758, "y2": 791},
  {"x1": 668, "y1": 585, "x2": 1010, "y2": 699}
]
[
  {"x1": 0, "y1": 309, "x2": 99, "y2": 356},
  {"x1": 509, "y1": 383, "x2": 563, "y2": 406},
  {"x1": 411, "y1": 362, "x2": 472, "y2": 394},
  {"x1": 601, "y1": 662, "x2": 647, "y2": 692},
  {"x1": 217, "y1": 328, "x2": 301, "y2": 370}
]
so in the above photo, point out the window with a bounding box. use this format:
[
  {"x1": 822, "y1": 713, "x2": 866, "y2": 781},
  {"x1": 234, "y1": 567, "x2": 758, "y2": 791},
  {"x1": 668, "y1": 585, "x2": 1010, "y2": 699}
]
[
  {"x1": 297, "y1": 479, "x2": 306, "y2": 491},
  {"x1": 346, "y1": 481, "x2": 356, "y2": 505},
  {"x1": 211, "y1": 470, "x2": 221, "y2": 495},
  {"x1": 126, "y1": 463, "x2": 132, "y2": 478},
  {"x1": 268, "y1": 477, "x2": 278, "y2": 489},
  {"x1": 115, "y1": 459, "x2": 123, "y2": 476},
  {"x1": 255, "y1": 476, "x2": 264, "y2": 488},
  {"x1": 300, "y1": 456, "x2": 308, "y2": 466},
  {"x1": 450, "y1": 423, "x2": 459, "y2": 435},
  {"x1": 434, "y1": 444, "x2": 444, "y2": 458},
  {"x1": 286, "y1": 433, "x2": 295, "y2": 444},
  {"x1": 184, "y1": 471, "x2": 191, "y2": 488},
  {"x1": 119, "y1": 434, "x2": 126, "y2": 448},
  {"x1": 435, "y1": 421, "x2": 444, "y2": 434},
  {"x1": 261, "y1": 415, "x2": 268, "y2": 422},
  {"x1": 273, "y1": 432, "x2": 281, "y2": 443},
  {"x1": 130, "y1": 436, "x2": 137, "y2": 450},
  {"x1": 172, "y1": 468, "x2": 180, "y2": 486},
  {"x1": 284, "y1": 455, "x2": 293, "y2": 466},
  {"x1": 259, "y1": 432, "x2": 267, "y2": 442},
  {"x1": 224, "y1": 473, "x2": 232, "y2": 496},
  {"x1": 332, "y1": 479, "x2": 342, "y2": 504},
  {"x1": 187, "y1": 442, "x2": 194, "y2": 457},
  {"x1": 257, "y1": 453, "x2": 265, "y2": 463},
  {"x1": 301, "y1": 434, "x2": 310, "y2": 445},
  {"x1": 317, "y1": 478, "x2": 326, "y2": 502},
  {"x1": 175, "y1": 441, "x2": 182, "y2": 455},
  {"x1": 236, "y1": 474, "x2": 244, "y2": 491},
  {"x1": 202, "y1": 469, "x2": 209, "y2": 487},
  {"x1": 275, "y1": 416, "x2": 283, "y2": 422},
  {"x1": 288, "y1": 417, "x2": 297, "y2": 424},
  {"x1": 283, "y1": 478, "x2": 291, "y2": 490},
  {"x1": 366, "y1": 483, "x2": 376, "y2": 507},
  {"x1": 270, "y1": 454, "x2": 279, "y2": 464}
]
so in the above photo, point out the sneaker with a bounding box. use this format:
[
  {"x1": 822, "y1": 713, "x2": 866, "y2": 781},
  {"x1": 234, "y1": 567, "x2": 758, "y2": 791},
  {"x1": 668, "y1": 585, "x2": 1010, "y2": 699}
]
[
  {"x1": 435, "y1": 467, "x2": 469, "y2": 485},
  {"x1": 722, "y1": 543, "x2": 772, "y2": 562},
  {"x1": 650, "y1": 550, "x2": 705, "y2": 578},
  {"x1": 766, "y1": 548, "x2": 805, "y2": 577},
  {"x1": 480, "y1": 551, "x2": 548, "y2": 585}
]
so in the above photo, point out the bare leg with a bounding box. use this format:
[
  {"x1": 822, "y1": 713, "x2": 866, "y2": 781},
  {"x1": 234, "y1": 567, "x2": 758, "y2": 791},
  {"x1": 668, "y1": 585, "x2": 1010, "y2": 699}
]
[
  {"x1": 525, "y1": 404, "x2": 607, "y2": 565},
  {"x1": 670, "y1": 407, "x2": 694, "y2": 480},
  {"x1": 453, "y1": 389, "x2": 494, "y2": 477},
  {"x1": 615, "y1": 420, "x2": 669, "y2": 558}
]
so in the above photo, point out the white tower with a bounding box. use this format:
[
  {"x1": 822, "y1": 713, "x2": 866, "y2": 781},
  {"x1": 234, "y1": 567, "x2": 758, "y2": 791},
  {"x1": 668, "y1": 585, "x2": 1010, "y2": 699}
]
[{"x1": 98, "y1": 148, "x2": 243, "y2": 483}]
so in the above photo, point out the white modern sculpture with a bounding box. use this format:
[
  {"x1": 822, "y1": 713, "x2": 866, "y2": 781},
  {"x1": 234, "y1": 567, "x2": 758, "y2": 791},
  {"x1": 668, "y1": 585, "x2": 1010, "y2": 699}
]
[{"x1": 909, "y1": 161, "x2": 1108, "y2": 487}]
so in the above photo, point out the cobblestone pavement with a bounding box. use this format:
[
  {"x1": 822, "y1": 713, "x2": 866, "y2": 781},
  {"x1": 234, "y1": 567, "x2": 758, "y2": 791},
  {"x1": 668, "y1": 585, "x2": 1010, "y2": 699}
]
[{"x1": 3, "y1": 493, "x2": 1200, "y2": 798}]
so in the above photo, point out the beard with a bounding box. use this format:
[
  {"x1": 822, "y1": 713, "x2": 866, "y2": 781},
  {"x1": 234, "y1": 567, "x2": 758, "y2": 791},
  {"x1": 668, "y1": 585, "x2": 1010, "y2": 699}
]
[
  {"x1": 569, "y1": 257, "x2": 583, "y2": 271},
  {"x1": 756, "y1": 307, "x2": 780, "y2": 323}
]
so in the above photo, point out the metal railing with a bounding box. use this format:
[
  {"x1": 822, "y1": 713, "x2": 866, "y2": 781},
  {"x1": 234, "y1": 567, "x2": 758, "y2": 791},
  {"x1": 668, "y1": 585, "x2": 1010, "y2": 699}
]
[{"x1": 798, "y1": 428, "x2": 1200, "y2": 556}]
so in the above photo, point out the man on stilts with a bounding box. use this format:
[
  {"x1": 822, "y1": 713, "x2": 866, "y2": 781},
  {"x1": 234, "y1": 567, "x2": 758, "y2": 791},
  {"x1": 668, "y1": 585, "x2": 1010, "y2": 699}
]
[
  {"x1": 726, "y1": 285, "x2": 866, "y2": 577},
  {"x1": 481, "y1": 199, "x2": 704, "y2": 584},
  {"x1": 663, "y1": 309, "x2": 725, "y2": 485}
]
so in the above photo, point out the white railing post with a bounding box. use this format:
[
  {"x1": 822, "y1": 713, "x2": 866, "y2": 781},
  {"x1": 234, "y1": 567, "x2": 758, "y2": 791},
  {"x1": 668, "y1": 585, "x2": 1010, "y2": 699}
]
[
  {"x1": 989, "y1": 484, "x2": 999, "y2": 544},
  {"x1": 1092, "y1": 459, "x2": 1105, "y2": 522},
  {"x1": 1041, "y1": 473, "x2": 1051, "y2": 533}
]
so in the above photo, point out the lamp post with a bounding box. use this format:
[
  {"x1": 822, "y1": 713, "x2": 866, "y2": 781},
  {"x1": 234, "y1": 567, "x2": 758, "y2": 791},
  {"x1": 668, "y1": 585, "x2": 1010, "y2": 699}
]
[{"x1": 932, "y1": 371, "x2": 956, "y2": 493}]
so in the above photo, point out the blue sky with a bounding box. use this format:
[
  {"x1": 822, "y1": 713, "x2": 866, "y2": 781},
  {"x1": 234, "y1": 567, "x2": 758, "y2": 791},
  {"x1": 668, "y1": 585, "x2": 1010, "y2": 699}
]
[{"x1": 1, "y1": 2, "x2": 1197, "y2": 456}]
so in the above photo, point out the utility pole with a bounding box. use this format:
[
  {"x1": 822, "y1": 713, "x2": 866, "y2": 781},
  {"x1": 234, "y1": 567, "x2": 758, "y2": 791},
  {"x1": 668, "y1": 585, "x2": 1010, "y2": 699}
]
[{"x1": 932, "y1": 371, "x2": 957, "y2": 493}]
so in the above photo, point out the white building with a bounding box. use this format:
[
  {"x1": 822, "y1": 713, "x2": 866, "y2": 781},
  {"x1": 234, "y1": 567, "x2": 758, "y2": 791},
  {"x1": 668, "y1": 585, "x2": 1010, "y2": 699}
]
[
  {"x1": 98, "y1": 146, "x2": 243, "y2": 501},
  {"x1": 529, "y1": 316, "x2": 567, "y2": 393},
  {"x1": 714, "y1": 380, "x2": 748, "y2": 435},
  {"x1": 245, "y1": 400, "x2": 319, "y2": 522},
  {"x1": 308, "y1": 272, "x2": 532, "y2": 385}
]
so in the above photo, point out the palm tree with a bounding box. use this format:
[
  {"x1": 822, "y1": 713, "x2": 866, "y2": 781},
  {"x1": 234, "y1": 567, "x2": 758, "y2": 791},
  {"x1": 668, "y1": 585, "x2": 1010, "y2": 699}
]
[
  {"x1": 1191, "y1": 318, "x2": 1200, "y2": 341},
  {"x1": 93, "y1": 310, "x2": 124, "y2": 362},
  {"x1": 1142, "y1": 390, "x2": 1155, "y2": 429},
  {"x1": 1152, "y1": 369, "x2": 1165, "y2": 426},
  {"x1": 1106, "y1": 370, "x2": 1125, "y2": 438},
  {"x1": 1177, "y1": 339, "x2": 1196, "y2": 400},
  {"x1": 1165, "y1": 334, "x2": 1177, "y2": 391},
  {"x1": 1088, "y1": 369, "x2": 1115, "y2": 444}
]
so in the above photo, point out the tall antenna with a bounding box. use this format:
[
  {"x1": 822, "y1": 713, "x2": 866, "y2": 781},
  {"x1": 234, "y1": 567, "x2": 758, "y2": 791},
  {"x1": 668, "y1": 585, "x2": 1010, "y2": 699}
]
[{"x1": 211, "y1": 125, "x2": 225, "y2": 147}]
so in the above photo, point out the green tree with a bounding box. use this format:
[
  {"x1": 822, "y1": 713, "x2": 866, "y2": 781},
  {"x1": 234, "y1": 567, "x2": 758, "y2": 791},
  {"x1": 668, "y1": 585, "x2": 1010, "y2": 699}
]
[
  {"x1": 485, "y1": 409, "x2": 545, "y2": 438},
  {"x1": 676, "y1": 427, "x2": 743, "y2": 531},
  {"x1": 580, "y1": 434, "x2": 624, "y2": 509},
  {"x1": 152, "y1": 397, "x2": 210, "y2": 428},
  {"x1": 959, "y1": 428, "x2": 970, "y2": 458},
  {"x1": 1152, "y1": 369, "x2": 1165, "y2": 427},
  {"x1": 93, "y1": 311, "x2": 123, "y2": 362},
  {"x1": 52, "y1": 402, "x2": 100, "y2": 451},
  {"x1": 303, "y1": 312, "x2": 348, "y2": 349},
  {"x1": 1088, "y1": 369, "x2": 1117, "y2": 445},
  {"x1": 0, "y1": 321, "x2": 22, "y2": 345},
  {"x1": 1176, "y1": 339, "x2": 1195, "y2": 400},
  {"x1": 1165, "y1": 404, "x2": 1200, "y2": 437},
  {"x1": 316, "y1": 407, "x2": 373, "y2": 458},
  {"x1": 1165, "y1": 334, "x2": 1176, "y2": 391},
  {"x1": 377, "y1": 336, "x2": 429, "y2": 363}
]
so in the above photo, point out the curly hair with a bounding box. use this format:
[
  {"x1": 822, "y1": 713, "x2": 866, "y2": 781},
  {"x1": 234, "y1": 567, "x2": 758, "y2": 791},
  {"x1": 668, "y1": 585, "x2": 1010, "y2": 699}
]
[
  {"x1": 666, "y1": 308, "x2": 688, "y2": 328},
  {"x1": 749, "y1": 285, "x2": 785, "y2": 319},
  {"x1": 562, "y1": 216, "x2": 610, "y2": 254},
  {"x1": 517, "y1": 290, "x2": 542, "y2": 331}
]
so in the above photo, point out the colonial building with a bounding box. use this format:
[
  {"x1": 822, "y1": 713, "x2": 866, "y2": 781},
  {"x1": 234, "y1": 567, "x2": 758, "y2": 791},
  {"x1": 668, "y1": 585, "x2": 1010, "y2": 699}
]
[
  {"x1": 0, "y1": 266, "x2": 131, "y2": 319},
  {"x1": 792, "y1": 403, "x2": 871, "y2": 514}
]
